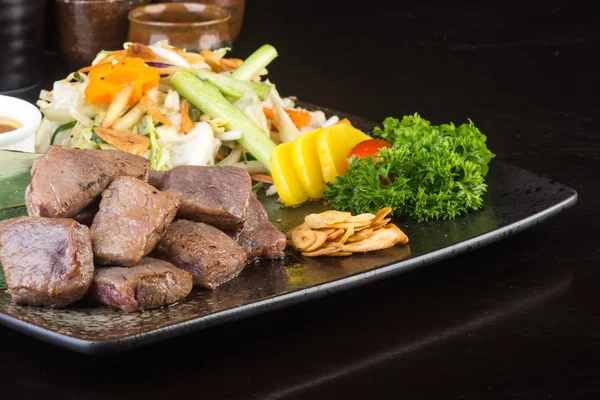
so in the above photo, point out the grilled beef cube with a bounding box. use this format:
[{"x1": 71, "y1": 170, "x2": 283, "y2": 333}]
[
  {"x1": 235, "y1": 194, "x2": 286, "y2": 260},
  {"x1": 148, "y1": 170, "x2": 166, "y2": 190},
  {"x1": 152, "y1": 220, "x2": 248, "y2": 289},
  {"x1": 160, "y1": 165, "x2": 252, "y2": 232},
  {"x1": 87, "y1": 257, "x2": 193, "y2": 312},
  {"x1": 90, "y1": 176, "x2": 180, "y2": 267},
  {"x1": 82, "y1": 149, "x2": 150, "y2": 181},
  {"x1": 0, "y1": 217, "x2": 94, "y2": 308},
  {"x1": 25, "y1": 145, "x2": 120, "y2": 218}
]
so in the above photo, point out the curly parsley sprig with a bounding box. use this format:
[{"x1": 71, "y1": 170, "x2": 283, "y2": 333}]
[{"x1": 322, "y1": 114, "x2": 495, "y2": 221}]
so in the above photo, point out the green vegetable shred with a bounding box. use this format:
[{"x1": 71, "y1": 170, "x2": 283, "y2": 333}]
[
  {"x1": 323, "y1": 113, "x2": 495, "y2": 221},
  {"x1": 50, "y1": 121, "x2": 77, "y2": 145},
  {"x1": 0, "y1": 265, "x2": 6, "y2": 291}
]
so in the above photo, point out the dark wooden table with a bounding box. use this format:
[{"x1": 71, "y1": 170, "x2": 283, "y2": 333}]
[{"x1": 2, "y1": 1, "x2": 598, "y2": 398}]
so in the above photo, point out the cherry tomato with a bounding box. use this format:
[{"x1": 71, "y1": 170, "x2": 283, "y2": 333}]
[{"x1": 341, "y1": 139, "x2": 393, "y2": 174}]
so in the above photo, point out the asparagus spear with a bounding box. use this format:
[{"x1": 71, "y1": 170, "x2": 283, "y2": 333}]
[
  {"x1": 195, "y1": 69, "x2": 273, "y2": 100},
  {"x1": 170, "y1": 70, "x2": 277, "y2": 172},
  {"x1": 230, "y1": 44, "x2": 278, "y2": 81}
]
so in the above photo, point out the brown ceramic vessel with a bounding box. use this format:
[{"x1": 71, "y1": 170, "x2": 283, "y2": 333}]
[
  {"x1": 128, "y1": 2, "x2": 232, "y2": 52},
  {"x1": 55, "y1": 0, "x2": 151, "y2": 71},
  {"x1": 151, "y1": 0, "x2": 245, "y2": 43}
]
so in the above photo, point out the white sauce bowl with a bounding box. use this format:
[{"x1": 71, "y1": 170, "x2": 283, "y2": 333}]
[{"x1": 0, "y1": 95, "x2": 42, "y2": 152}]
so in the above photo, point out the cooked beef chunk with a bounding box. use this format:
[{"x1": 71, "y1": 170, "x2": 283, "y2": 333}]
[
  {"x1": 90, "y1": 176, "x2": 180, "y2": 267},
  {"x1": 87, "y1": 257, "x2": 193, "y2": 312},
  {"x1": 235, "y1": 194, "x2": 286, "y2": 260},
  {"x1": 148, "y1": 170, "x2": 166, "y2": 190},
  {"x1": 0, "y1": 217, "x2": 94, "y2": 308},
  {"x1": 82, "y1": 149, "x2": 150, "y2": 181},
  {"x1": 160, "y1": 165, "x2": 252, "y2": 232},
  {"x1": 25, "y1": 145, "x2": 120, "y2": 218},
  {"x1": 152, "y1": 219, "x2": 248, "y2": 289}
]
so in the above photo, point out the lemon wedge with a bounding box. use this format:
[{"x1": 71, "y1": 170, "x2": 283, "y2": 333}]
[
  {"x1": 316, "y1": 124, "x2": 371, "y2": 183},
  {"x1": 291, "y1": 129, "x2": 325, "y2": 199},
  {"x1": 270, "y1": 142, "x2": 309, "y2": 207}
]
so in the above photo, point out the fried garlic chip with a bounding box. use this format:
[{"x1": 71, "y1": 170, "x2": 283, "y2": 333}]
[
  {"x1": 336, "y1": 226, "x2": 355, "y2": 245},
  {"x1": 94, "y1": 127, "x2": 150, "y2": 156},
  {"x1": 301, "y1": 242, "x2": 344, "y2": 257},
  {"x1": 372, "y1": 207, "x2": 393, "y2": 224},
  {"x1": 321, "y1": 210, "x2": 352, "y2": 225},
  {"x1": 287, "y1": 207, "x2": 408, "y2": 258},
  {"x1": 345, "y1": 213, "x2": 375, "y2": 224},
  {"x1": 303, "y1": 230, "x2": 329, "y2": 252},
  {"x1": 370, "y1": 218, "x2": 391, "y2": 230},
  {"x1": 346, "y1": 228, "x2": 374, "y2": 243},
  {"x1": 327, "y1": 228, "x2": 345, "y2": 240},
  {"x1": 305, "y1": 211, "x2": 351, "y2": 229},
  {"x1": 317, "y1": 227, "x2": 336, "y2": 235},
  {"x1": 291, "y1": 229, "x2": 317, "y2": 251},
  {"x1": 342, "y1": 224, "x2": 408, "y2": 253},
  {"x1": 384, "y1": 223, "x2": 409, "y2": 245},
  {"x1": 286, "y1": 222, "x2": 310, "y2": 239}
]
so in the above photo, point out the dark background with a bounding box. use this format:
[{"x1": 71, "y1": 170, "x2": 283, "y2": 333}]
[{"x1": 2, "y1": 0, "x2": 600, "y2": 399}]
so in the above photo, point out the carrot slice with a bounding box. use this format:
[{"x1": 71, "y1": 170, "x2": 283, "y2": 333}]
[
  {"x1": 263, "y1": 107, "x2": 312, "y2": 128},
  {"x1": 250, "y1": 173, "x2": 274, "y2": 184},
  {"x1": 78, "y1": 65, "x2": 95, "y2": 74},
  {"x1": 336, "y1": 118, "x2": 351, "y2": 125},
  {"x1": 85, "y1": 57, "x2": 160, "y2": 105},
  {"x1": 94, "y1": 127, "x2": 151, "y2": 156},
  {"x1": 180, "y1": 99, "x2": 195, "y2": 134}
]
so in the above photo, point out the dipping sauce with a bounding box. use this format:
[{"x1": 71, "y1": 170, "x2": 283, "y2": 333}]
[{"x1": 0, "y1": 116, "x2": 23, "y2": 134}]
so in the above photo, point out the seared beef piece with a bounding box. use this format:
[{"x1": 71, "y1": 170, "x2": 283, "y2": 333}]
[
  {"x1": 82, "y1": 149, "x2": 150, "y2": 181},
  {"x1": 148, "y1": 170, "x2": 166, "y2": 190},
  {"x1": 235, "y1": 195, "x2": 286, "y2": 260},
  {"x1": 152, "y1": 219, "x2": 248, "y2": 289},
  {"x1": 87, "y1": 257, "x2": 193, "y2": 312},
  {"x1": 0, "y1": 217, "x2": 94, "y2": 308},
  {"x1": 90, "y1": 176, "x2": 180, "y2": 267},
  {"x1": 160, "y1": 165, "x2": 252, "y2": 232},
  {"x1": 25, "y1": 145, "x2": 120, "y2": 218}
]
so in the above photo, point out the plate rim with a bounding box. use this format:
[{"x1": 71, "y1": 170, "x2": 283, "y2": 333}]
[{"x1": 0, "y1": 167, "x2": 578, "y2": 354}]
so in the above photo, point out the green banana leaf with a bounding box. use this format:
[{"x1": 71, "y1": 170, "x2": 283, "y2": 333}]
[
  {"x1": 0, "y1": 150, "x2": 41, "y2": 211},
  {"x1": 0, "y1": 150, "x2": 41, "y2": 290}
]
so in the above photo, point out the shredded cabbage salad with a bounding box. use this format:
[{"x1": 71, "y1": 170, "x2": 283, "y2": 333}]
[{"x1": 35, "y1": 41, "x2": 339, "y2": 179}]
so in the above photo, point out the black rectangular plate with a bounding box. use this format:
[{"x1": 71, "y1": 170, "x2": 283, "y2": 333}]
[{"x1": 0, "y1": 105, "x2": 578, "y2": 354}]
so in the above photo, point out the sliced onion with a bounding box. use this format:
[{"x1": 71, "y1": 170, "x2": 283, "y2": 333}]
[
  {"x1": 149, "y1": 46, "x2": 190, "y2": 68},
  {"x1": 265, "y1": 184, "x2": 278, "y2": 196},
  {"x1": 322, "y1": 115, "x2": 340, "y2": 128},
  {"x1": 69, "y1": 106, "x2": 94, "y2": 127},
  {"x1": 216, "y1": 130, "x2": 243, "y2": 141},
  {"x1": 218, "y1": 145, "x2": 243, "y2": 166},
  {"x1": 39, "y1": 90, "x2": 52, "y2": 102},
  {"x1": 171, "y1": 90, "x2": 180, "y2": 112},
  {"x1": 146, "y1": 61, "x2": 176, "y2": 69},
  {"x1": 164, "y1": 89, "x2": 174, "y2": 109}
]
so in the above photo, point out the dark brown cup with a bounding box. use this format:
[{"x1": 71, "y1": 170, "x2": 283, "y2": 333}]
[
  {"x1": 0, "y1": 0, "x2": 46, "y2": 93},
  {"x1": 151, "y1": 0, "x2": 245, "y2": 43},
  {"x1": 128, "y1": 2, "x2": 232, "y2": 52},
  {"x1": 55, "y1": 0, "x2": 151, "y2": 72}
]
